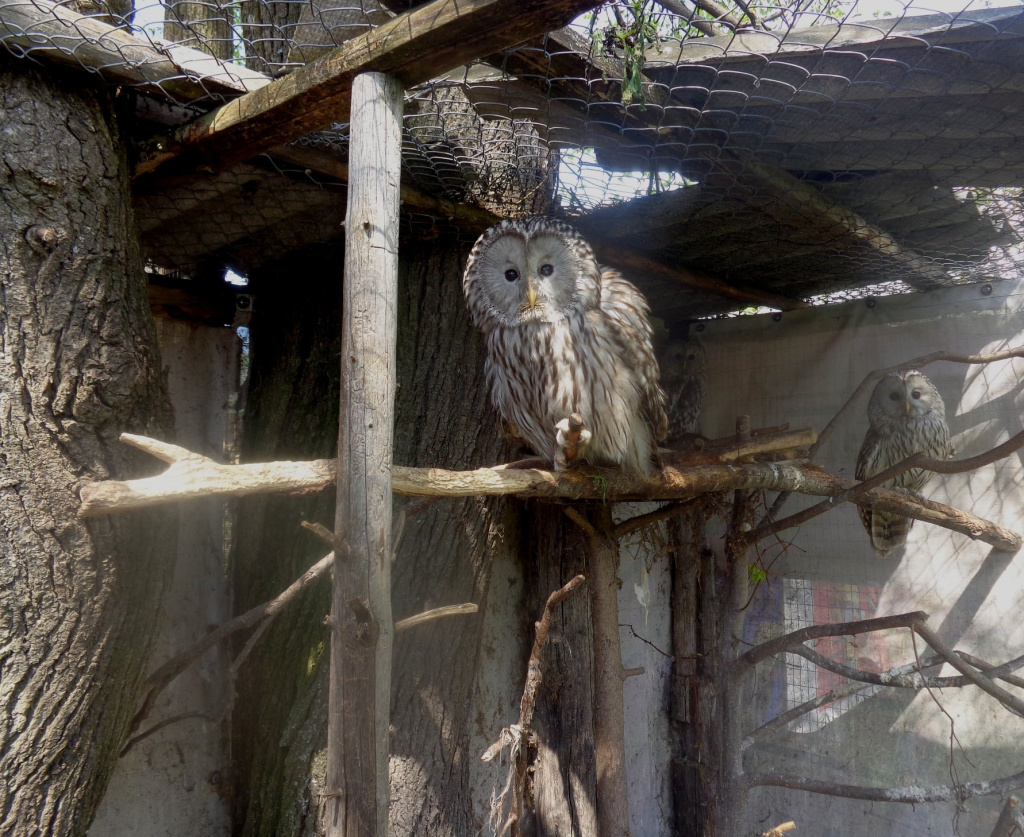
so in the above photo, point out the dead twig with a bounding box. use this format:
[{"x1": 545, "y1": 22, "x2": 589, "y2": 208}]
[
  {"x1": 912, "y1": 621, "x2": 1024, "y2": 718},
  {"x1": 128, "y1": 549, "x2": 335, "y2": 738},
  {"x1": 395, "y1": 603, "x2": 478, "y2": 632},
  {"x1": 483, "y1": 574, "x2": 586, "y2": 837},
  {"x1": 613, "y1": 499, "x2": 697, "y2": 539}
]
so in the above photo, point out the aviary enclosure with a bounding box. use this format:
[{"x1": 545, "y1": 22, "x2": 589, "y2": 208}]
[{"x1": 2, "y1": 0, "x2": 1024, "y2": 835}]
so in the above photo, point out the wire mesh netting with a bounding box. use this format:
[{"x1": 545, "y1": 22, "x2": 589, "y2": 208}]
[{"x1": 3, "y1": 0, "x2": 1024, "y2": 311}]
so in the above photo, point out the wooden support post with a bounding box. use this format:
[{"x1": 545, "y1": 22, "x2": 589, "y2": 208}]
[{"x1": 326, "y1": 71, "x2": 403, "y2": 837}]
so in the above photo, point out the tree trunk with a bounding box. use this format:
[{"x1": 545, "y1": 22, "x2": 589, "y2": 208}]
[
  {"x1": 231, "y1": 235, "x2": 514, "y2": 837},
  {"x1": 0, "y1": 59, "x2": 174, "y2": 836}
]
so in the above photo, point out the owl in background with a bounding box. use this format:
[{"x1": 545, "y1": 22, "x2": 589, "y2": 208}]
[
  {"x1": 855, "y1": 369, "x2": 954, "y2": 556},
  {"x1": 463, "y1": 216, "x2": 667, "y2": 474},
  {"x1": 659, "y1": 337, "x2": 708, "y2": 446}
]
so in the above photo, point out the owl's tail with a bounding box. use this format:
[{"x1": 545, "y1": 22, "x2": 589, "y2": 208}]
[{"x1": 859, "y1": 506, "x2": 913, "y2": 557}]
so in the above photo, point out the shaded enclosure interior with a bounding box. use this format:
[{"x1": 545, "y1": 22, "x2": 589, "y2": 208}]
[{"x1": 3, "y1": 0, "x2": 1024, "y2": 833}]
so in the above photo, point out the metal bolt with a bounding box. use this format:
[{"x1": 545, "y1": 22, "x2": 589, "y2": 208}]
[
  {"x1": 981, "y1": 283, "x2": 993, "y2": 296},
  {"x1": 772, "y1": 312, "x2": 783, "y2": 322},
  {"x1": 865, "y1": 297, "x2": 877, "y2": 308}
]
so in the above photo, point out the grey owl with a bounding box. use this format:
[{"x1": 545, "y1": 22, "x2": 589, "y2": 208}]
[
  {"x1": 463, "y1": 217, "x2": 668, "y2": 474},
  {"x1": 659, "y1": 338, "x2": 707, "y2": 444},
  {"x1": 855, "y1": 370, "x2": 954, "y2": 556}
]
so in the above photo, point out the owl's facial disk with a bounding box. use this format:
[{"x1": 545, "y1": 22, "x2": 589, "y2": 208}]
[
  {"x1": 478, "y1": 233, "x2": 578, "y2": 323},
  {"x1": 881, "y1": 374, "x2": 937, "y2": 418}
]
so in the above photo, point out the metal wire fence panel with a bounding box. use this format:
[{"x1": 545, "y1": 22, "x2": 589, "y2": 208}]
[{"x1": 3, "y1": 0, "x2": 1024, "y2": 311}]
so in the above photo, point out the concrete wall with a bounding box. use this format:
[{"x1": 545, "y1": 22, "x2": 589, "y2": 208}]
[{"x1": 90, "y1": 319, "x2": 239, "y2": 837}]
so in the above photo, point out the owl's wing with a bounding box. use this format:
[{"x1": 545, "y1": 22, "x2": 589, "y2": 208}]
[
  {"x1": 855, "y1": 426, "x2": 884, "y2": 482},
  {"x1": 597, "y1": 268, "x2": 668, "y2": 442}
]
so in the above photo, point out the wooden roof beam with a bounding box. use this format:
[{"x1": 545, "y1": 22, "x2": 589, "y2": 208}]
[{"x1": 134, "y1": 0, "x2": 604, "y2": 178}]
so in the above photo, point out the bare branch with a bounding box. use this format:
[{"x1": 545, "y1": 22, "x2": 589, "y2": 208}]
[
  {"x1": 745, "y1": 768, "x2": 1024, "y2": 802},
  {"x1": 753, "y1": 432, "x2": 1024, "y2": 545},
  {"x1": 742, "y1": 681, "x2": 874, "y2": 750},
  {"x1": 394, "y1": 603, "x2": 478, "y2": 632},
  {"x1": 741, "y1": 611, "x2": 927, "y2": 669},
  {"x1": 956, "y1": 651, "x2": 1024, "y2": 690},
  {"x1": 613, "y1": 500, "x2": 696, "y2": 539},
  {"x1": 128, "y1": 550, "x2": 335, "y2": 736},
  {"x1": 690, "y1": 0, "x2": 741, "y2": 28},
  {"x1": 79, "y1": 433, "x2": 336, "y2": 516},
  {"x1": 913, "y1": 621, "x2": 1024, "y2": 718},
  {"x1": 650, "y1": 0, "x2": 720, "y2": 34},
  {"x1": 790, "y1": 645, "x2": 1024, "y2": 691},
  {"x1": 83, "y1": 435, "x2": 1021, "y2": 551}
]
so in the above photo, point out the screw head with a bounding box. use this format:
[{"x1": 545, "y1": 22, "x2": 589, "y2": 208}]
[
  {"x1": 865, "y1": 297, "x2": 877, "y2": 309},
  {"x1": 772, "y1": 312, "x2": 783, "y2": 322},
  {"x1": 981, "y1": 283, "x2": 993, "y2": 296}
]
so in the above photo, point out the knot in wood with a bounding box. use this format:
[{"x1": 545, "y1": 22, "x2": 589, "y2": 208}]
[{"x1": 24, "y1": 224, "x2": 60, "y2": 253}]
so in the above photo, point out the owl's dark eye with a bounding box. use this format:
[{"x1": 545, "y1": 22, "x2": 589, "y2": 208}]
[
  {"x1": 687, "y1": 353, "x2": 696, "y2": 361},
  {"x1": 889, "y1": 392, "x2": 901, "y2": 402},
  {"x1": 538, "y1": 263, "x2": 554, "y2": 277},
  {"x1": 911, "y1": 390, "x2": 922, "y2": 399},
  {"x1": 504, "y1": 268, "x2": 519, "y2": 282}
]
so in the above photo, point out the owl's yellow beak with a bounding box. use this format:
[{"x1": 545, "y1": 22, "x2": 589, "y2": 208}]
[
  {"x1": 904, "y1": 399, "x2": 911, "y2": 414},
  {"x1": 526, "y1": 282, "x2": 538, "y2": 309}
]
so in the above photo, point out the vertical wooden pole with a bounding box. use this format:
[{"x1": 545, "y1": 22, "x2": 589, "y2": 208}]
[{"x1": 327, "y1": 70, "x2": 403, "y2": 837}]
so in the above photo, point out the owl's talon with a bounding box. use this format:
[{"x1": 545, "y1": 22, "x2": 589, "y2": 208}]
[{"x1": 556, "y1": 414, "x2": 591, "y2": 467}]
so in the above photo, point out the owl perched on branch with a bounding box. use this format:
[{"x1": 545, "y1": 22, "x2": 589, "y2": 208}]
[
  {"x1": 855, "y1": 370, "x2": 954, "y2": 556},
  {"x1": 659, "y1": 337, "x2": 708, "y2": 445},
  {"x1": 463, "y1": 217, "x2": 667, "y2": 474}
]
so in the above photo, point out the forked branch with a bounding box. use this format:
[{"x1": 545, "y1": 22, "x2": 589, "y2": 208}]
[
  {"x1": 741, "y1": 429, "x2": 1024, "y2": 547},
  {"x1": 482, "y1": 574, "x2": 587, "y2": 837},
  {"x1": 79, "y1": 435, "x2": 1021, "y2": 552}
]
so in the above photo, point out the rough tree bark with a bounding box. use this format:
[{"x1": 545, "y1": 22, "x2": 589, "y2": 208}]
[
  {"x1": 0, "y1": 58, "x2": 174, "y2": 836},
  {"x1": 230, "y1": 235, "x2": 514, "y2": 837}
]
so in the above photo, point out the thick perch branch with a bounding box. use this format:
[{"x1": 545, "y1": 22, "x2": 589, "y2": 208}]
[{"x1": 79, "y1": 435, "x2": 1021, "y2": 552}]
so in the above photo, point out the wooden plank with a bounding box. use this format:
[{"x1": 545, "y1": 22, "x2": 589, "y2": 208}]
[
  {"x1": 327, "y1": 71, "x2": 403, "y2": 837},
  {"x1": 0, "y1": 0, "x2": 270, "y2": 100},
  {"x1": 136, "y1": 0, "x2": 603, "y2": 176}
]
